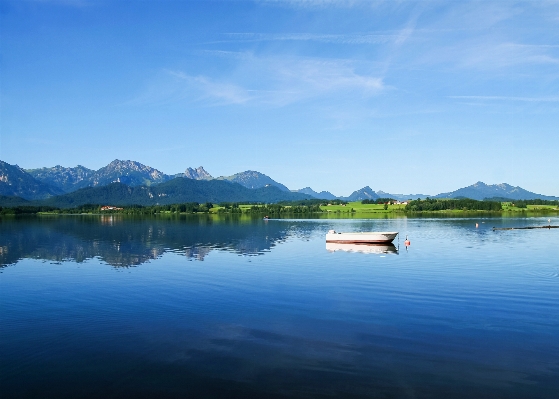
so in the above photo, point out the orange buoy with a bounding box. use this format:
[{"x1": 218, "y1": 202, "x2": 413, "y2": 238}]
[{"x1": 404, "y1": 235, "x2": 410, "y2": 246}]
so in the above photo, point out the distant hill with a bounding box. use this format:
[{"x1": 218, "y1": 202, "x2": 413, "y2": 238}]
[
  {"x1": 218, "y1": 170, "x2": 290, "y2": 192},
  {"x1": 0, "y1": 195, "x2": 30, "y2": 207},
  {"x1": 0, "y1": 161, "x2": 64, "y2": 200},
  {"x1": 376, "y1": 190, "x2": 431, "y2": 201},
  {"x1": 26, "y1": 165, "x2": 95, "y2": 192},
  {"x1": 292, "y1": 187, "x2": 337, "y2": 200},
  {"x1": 345, "y1": 186, "x2": 379, "y2": 201},
  {"x1": 435, "y1": 181, "x2": 559, "y2": 201},
  {"x1": 39, "y1": 178, "x2": 312, "y2": 208}
]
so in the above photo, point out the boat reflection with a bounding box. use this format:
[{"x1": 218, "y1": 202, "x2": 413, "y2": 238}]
[{"x1": 326, "y1": 242, "x2": 399, "y2": 255}]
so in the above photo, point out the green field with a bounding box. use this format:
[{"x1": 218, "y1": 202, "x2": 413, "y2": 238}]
[
  {"x1": 320, "y1": 201, "x2": 406, "y2": 213},
  {"x1": 501, "y1": 202, "x2": 559, "y2": 212}
]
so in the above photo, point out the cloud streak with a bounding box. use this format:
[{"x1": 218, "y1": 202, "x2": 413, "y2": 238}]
[
  {"x1": 168, "y1": 72, "x2": 253, "y2": 105},
  {"x1": 258, "y1": 0, "x2": 362, "y2": 8},
  {"x1": 129, "y1": 54, "x2": 385, "y2": 107},
  {"x1": 450, "y1": 95, "x2": 559, "y2": 102},
  {"x1": 29, "y1": 0, "x2": 91, "y2": 6},
  {"x1": 224, "y1": 32, "x2": 398, "y2": 45}
]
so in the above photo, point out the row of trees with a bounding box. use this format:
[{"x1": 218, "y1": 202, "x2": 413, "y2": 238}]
[
  {"x1": 361, "y1": 198, "x2": 397, "y2": 204},
  {"x1": 0, "y1": 201, "x2": 326, "y2": 215},
  {"x1": 405, "y1": 198, "x2": 502, "y2": 212},
  {"x1": 0, "y1": 206, "x2": 59, "y2": 215},
  {"x1": 485, "y1": 197, "x2": 559, "y2": 206},
  {"x1": 0, "y1": 203, "x2": 215, "y2": 215},
  {"x1": 277, "y1": 199, "x2": 342, "y2": 206},
  {"x1": 244, "y1": 204, "x2": 323, "y2": 214},
  {"x1": 513, "y1": 199, "x2": 559, "y2": 208},
  {"x1": 120, "y1": 203, "x2": 214, "y2": 214}
]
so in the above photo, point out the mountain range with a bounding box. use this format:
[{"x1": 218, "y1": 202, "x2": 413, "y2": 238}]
[
  {"x1": 0, "y1": 161, "x2": 64, "y2": 199},
  {"x1": 291, "y1": 187, "x2": 337, "y2": 200},
  {"x1": 39, "y1": 180, "x2": 312, "y2": 208},
  {"x1": 1, "y1": 159, "x2": 558, "y2": 207},
  {"x1": 434, "y1": 181, "x2": 559, "y2": 201}
]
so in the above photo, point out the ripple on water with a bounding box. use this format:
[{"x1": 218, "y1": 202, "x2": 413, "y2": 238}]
[{"x1": 525, "y1": 267, "x2": 559, "y2": 280}]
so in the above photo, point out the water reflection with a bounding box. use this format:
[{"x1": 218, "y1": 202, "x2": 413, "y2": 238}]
[
  {"x1": 0, "y1": 215, "x2": 294, "y2": 267},
  {"x1": 326, "y1": 242, "x2": 398, "y2": 255},
  {"x1": 2, "y1": 215, "x2": 557, "y2": 268}
]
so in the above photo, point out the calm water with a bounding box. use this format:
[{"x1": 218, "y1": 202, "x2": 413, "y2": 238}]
[{"x1": 1, "y1": 215, "x2": 559, "y2": 398}]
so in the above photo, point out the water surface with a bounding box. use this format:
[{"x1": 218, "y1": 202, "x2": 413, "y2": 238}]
[{"x1": 1, "y1": 215, "x2": 558, "y2": 398}]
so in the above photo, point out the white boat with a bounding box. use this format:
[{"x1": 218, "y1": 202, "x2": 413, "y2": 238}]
[
  {"x1": 326, "y1": 230, "x2": 398, "y2": 244},
  {"x1": 326, "y1": 242, "x2": 398, "y2": 254}
]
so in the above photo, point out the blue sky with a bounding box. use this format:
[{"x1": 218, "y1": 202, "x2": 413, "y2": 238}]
[{"x1": 1, "y1": 0, "x2": 558, "y2": 197}]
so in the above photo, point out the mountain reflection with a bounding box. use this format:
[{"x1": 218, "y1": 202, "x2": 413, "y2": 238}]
[{"x1": 0, "y1": 216, "x2": 293, "y2": 267}]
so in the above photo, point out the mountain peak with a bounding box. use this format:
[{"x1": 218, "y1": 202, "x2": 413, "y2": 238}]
[
  {"x1": 218, "y1": 170, "x2": 290, "y2": 192},
  {"x1": 293, "y1": 187, "x2": 337, "y2": 200},
  {"x1": 106, "y1": 159, "x2": 145, "y2": 170},
  {"x1": 183, "y1": 166, "x2": 213, "y2": 180},
  {"x1": 346, "y1": 186, "x2": 379, "y2": 201},
  {"x1": 102, "y1": 160, "x2": 164, "y2": 174}
]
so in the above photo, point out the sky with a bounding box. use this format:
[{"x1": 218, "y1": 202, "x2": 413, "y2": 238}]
[{"x1": 1, "y1": 0, "x2": 558, "y2": 197}]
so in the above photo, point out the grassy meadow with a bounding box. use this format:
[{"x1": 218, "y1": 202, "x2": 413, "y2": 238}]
[
  {"x1": 501, "y1": 202, "x2": 559, "y2": 212},
  {"x1": 206, "y1": 201, "x2": 559, "y2": 216},
  {"x1": 320, "y1": 202, "x2": 406, "y2": 214}
]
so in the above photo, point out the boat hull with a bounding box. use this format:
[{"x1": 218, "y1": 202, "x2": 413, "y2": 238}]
[{"x1": 325, "y1": 231, "x2": 398, "y2": 244}]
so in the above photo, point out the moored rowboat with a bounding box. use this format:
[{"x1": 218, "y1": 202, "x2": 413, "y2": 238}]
[{"x1": 326, "y1": 230, "x2": 398, "y2": 244}]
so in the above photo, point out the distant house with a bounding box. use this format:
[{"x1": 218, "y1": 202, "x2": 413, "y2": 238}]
[{"x1": 100, "y1": 206, "x2": 123, "y2": 211}]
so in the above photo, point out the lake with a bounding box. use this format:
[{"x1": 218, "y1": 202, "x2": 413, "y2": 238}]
[{"x1": 1, "y1": 215, "x2": 558, "y2": 398}]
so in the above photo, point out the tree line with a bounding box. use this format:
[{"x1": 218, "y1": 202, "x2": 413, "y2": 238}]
[
  {"x1": 242, "y1": 204, "x2": 323, "y2": 215},
  {"x1": 405, "y1": 198, "x2": 502, "y2": 212},
  {"x1": 1, "y1": 205, "x2": 60, "y2": 215},
  {"x1": 511, "y1": 199, "x2": 559, "y2": 208},
  {"x1": 0, "y1": 203, "x2": 214, "y2": 215},
  {"x1": 361, "y1": 198, "x2": 397, "y2": 204},
  {"x1": 0, "y1": 201, "x2": 325, "y2": 215}
]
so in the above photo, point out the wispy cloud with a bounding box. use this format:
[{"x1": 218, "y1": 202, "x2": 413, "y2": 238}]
[
  {"x1": 413, "y1": 39, "x2": 559, "y2": 72},
  {"x1": 450, "y1": 95, "x2": 559, "y2": 102},
  {"x1": 257, "y1": 0, "x2": 362, "y2": 8},
  {"x1": 128, "y1": 53, "x2": 385, "y2": 107},
  {"x1": 409, "y1": 2, "x2": 559, "y2": 71},
  {"x1": 224, "y1": 32, "x2": 397, "y2": 45},
  {"x1": 28, "y1": 0, "x2": 91, "y2": 6},
  {"x1": 461, "y1": 42, "x2": 559, "y2": 68},
  {"x1": 267, "y1": 56, "x2": 384, "y2": 96},
  {"x1": 124, "y1": 71, "x2": 252, "y2": 107},
  {"x1": 168, "y1": 72, "x2": 253, "y2": 105}
]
